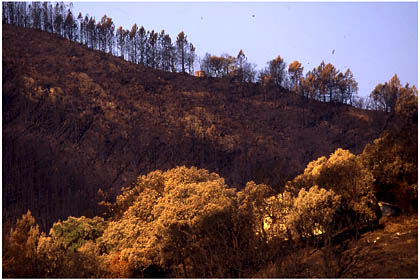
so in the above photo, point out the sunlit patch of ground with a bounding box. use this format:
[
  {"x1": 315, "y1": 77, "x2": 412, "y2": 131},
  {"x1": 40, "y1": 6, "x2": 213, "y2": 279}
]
[{"x1": 345, "y1": 215, "x2": 418, "y2": 278}]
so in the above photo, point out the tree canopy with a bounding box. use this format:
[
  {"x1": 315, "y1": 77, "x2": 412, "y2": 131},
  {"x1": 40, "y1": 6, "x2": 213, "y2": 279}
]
[{"x1": 286, "y1": 148, "x2": 378, "y2": 228}]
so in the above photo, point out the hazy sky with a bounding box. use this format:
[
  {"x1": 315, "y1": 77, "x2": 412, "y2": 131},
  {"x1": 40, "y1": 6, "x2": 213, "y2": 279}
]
[{"x1": 72, "y1": 1, "x2": 418, "y2": 98}]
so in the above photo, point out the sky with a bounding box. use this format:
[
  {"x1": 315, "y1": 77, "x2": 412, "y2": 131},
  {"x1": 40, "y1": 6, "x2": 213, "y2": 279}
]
[{"x1": 72, "y1": 1, "x2": 418, "y2": 98}]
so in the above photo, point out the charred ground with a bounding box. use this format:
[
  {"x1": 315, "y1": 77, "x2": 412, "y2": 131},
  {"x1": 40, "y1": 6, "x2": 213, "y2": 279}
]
[{"x1": 3, "y1": 24, "x2": 387, "y2": 230}]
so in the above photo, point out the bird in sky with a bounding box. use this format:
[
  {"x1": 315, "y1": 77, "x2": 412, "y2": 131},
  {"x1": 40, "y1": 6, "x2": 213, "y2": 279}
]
[{"x1": 332, "y1": 49, "x2": 335, "y2": 54}]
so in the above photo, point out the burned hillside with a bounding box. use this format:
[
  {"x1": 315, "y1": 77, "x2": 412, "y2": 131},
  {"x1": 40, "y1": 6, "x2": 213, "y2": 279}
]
[{"x1": 3, "y1": 23, "x2": 387, "y2": 230}]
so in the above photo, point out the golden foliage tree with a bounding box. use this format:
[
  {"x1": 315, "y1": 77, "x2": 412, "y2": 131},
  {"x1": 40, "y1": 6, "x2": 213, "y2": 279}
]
[
  {"x1": 286, "y1": 148, "x2": 378, "y2": 229},
  {"x1": 97, "y1": 166, "x2": 284, "y2": 277},
  {"x1": 98, "y1": 166, "x2": 240, "y2": 277},
  {"x1": 288, "y1": 60, "x2": 303, "y2": 92},
  {"x1": 3, "y1": 210, "x2": 41, "y2": 278},
  {"x1": 286, "y1": 186, "x2": 342, "y2": 241}
]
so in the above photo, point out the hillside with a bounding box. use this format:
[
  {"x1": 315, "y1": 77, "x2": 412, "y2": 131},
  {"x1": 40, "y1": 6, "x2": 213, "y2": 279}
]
[
  {"x1": 3, "y1": 24, "x2": 387, "y2": 231},
  {"x1": 254, "y1": 215, "x2": 418, "y2": 278}
]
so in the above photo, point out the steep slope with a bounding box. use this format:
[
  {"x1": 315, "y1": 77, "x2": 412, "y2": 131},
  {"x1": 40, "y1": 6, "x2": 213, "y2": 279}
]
[
  {"x1": 255, "y1": 215, "x2": 418, "y2": 278},
  {"x1": 3, "y1": 24, "x2": 387, "y2": 231}
]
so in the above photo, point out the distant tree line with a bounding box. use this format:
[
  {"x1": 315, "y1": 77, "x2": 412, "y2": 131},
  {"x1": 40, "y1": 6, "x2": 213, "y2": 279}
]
[
  {"x1": 200, "y1": 52, "x2": 362, "y2": 106},
  {"x1": 2, "y1": 1, "x2": 196, "y2": 74},
  {"x1": 3, "y1": 1, "x2": 415, "y2": 111},
  {"x1": 260, "y1": 58, "x2": 364, "y2": 106},
  {"x1": 198, "y1": 50, "x2": 416, "y2": 112}
]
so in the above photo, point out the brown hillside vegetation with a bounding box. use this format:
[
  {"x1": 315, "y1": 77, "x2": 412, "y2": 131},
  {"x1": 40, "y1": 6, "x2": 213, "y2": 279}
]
[
  {"x1": 3, "y1": 24, "x2": 386, "y2": 230},
  {"x1": 254, "y1": 215, "x2": 418, "y2": 278}
]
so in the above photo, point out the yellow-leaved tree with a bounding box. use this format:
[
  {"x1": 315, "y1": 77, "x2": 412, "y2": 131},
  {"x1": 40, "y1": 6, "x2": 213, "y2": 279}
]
[
  {"x1": 99, "y1": 166, "x2": 268, "y2": 278},
  {"x1": 286, "y1": 148, "x2": 379, "y2": 231},
  {"x1": 286, "y1": 186, "x2": 342, "y2": 241},
  {"x1": 288, "y1": 60, "x2": 304, "y2": 92},
  {"x1": 3, "y1": 210, "x2": 41, "y2": 278}
]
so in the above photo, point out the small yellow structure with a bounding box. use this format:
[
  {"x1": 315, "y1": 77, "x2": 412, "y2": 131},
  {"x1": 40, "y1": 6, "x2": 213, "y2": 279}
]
[{"x1": 195, "y1": 70, "x2": 206, "y2": 77}]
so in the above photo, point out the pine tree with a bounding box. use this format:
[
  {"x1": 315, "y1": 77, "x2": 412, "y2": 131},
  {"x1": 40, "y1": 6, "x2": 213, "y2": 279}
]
[
  {"x1": 370, "y1": 74, "x2": 402, "y2": 112},
  {"x1": 288, "y1": 60, "x2": 304, "y2": 93},
  {"x1": 176, "y1": 31, "x2": 188, "y2": 73},
  {"x1": 187, "y1": 43, "x2": 196, "y2": 75},
  {"x1": 129, "y1": 24, "x2": 139, "y2": 63},
  {"x1": 64, "y1": 10, "x2": 77, "y2": 41},
  {"x1": 268, "y1": 56, "x2": 287, "y2": 89}
]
